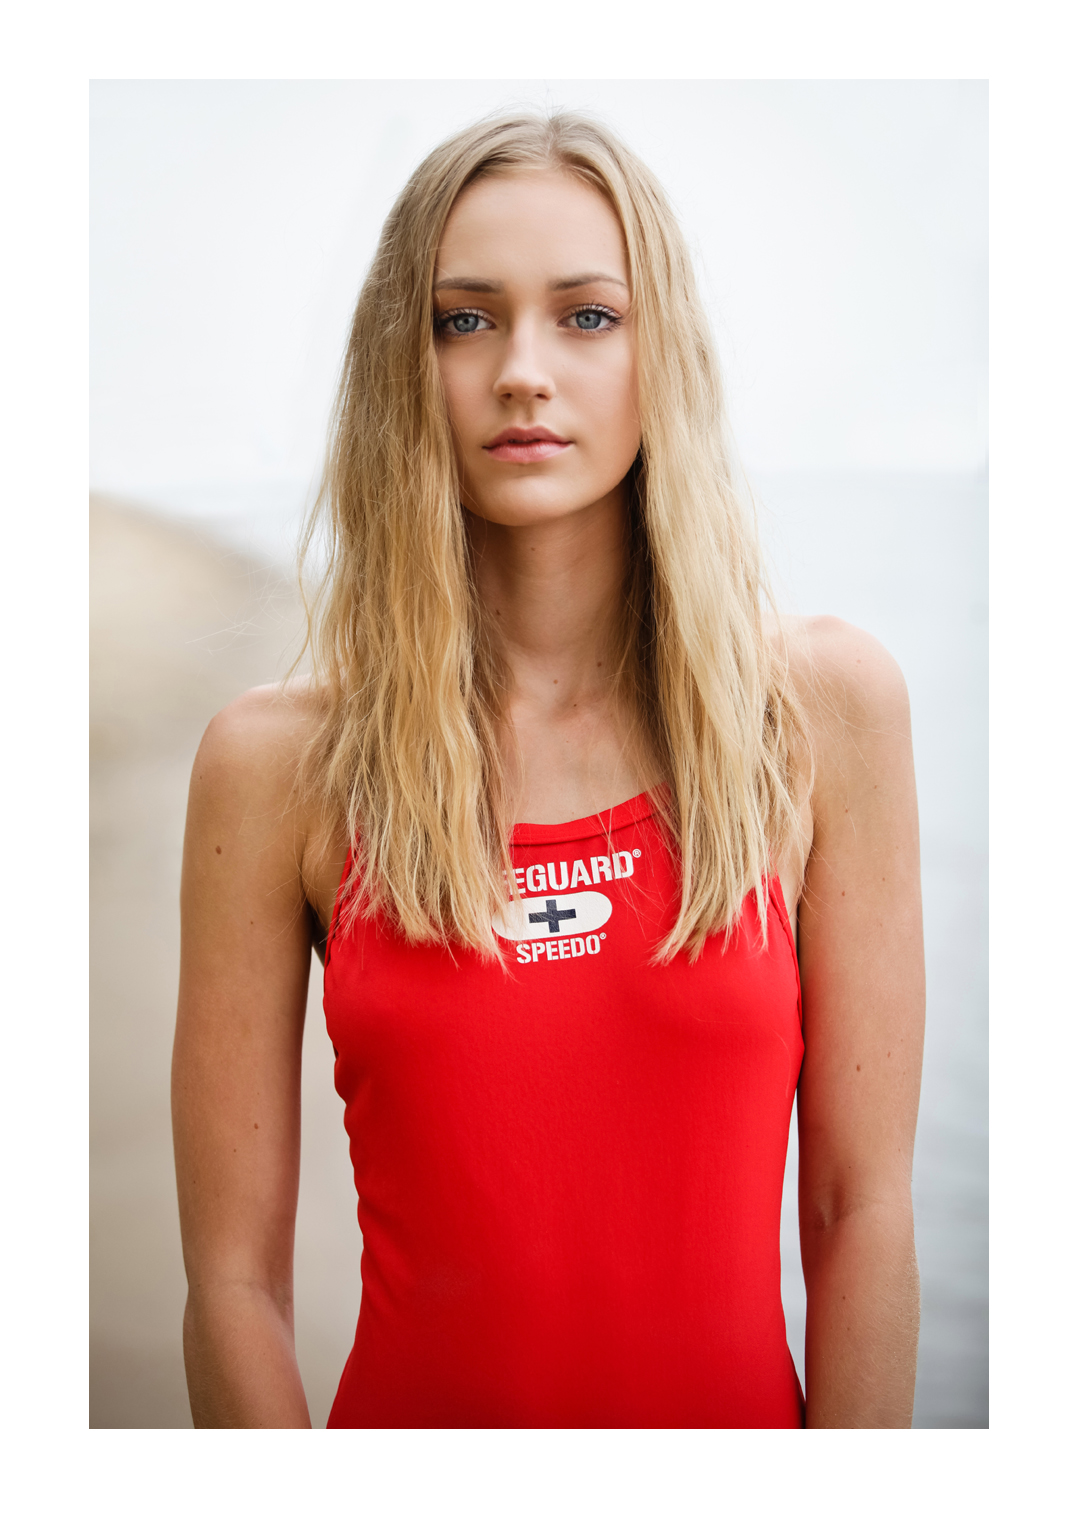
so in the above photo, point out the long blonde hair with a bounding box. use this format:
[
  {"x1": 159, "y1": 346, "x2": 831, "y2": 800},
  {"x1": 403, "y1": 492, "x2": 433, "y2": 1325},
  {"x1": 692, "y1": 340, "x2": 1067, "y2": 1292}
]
[{"x1": 297, "y1": 109, "x2": 809, "y2": 961}]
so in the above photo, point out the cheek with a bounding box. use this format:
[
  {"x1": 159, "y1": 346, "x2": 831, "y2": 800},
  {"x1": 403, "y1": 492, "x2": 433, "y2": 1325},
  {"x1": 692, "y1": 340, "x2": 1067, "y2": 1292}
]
[
  {"x1": 584, "y1": 351, "x2": 640, "y2": 455},
  {"x1": 436, "y1": 354, "x2": 481, "y2": 441}
]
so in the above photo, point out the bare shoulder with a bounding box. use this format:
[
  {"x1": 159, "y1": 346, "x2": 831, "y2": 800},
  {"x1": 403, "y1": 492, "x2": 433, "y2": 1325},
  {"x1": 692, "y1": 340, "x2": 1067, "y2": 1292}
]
[
  {"x1": 196, "y1": 678, "x2": 325, "y2": 777},
  {"x1": 189, "y1": 678, "x2": 327, "y2": 829},
  {"x1": 764, "y1": 613, "x2": 916, "y2": 879},
  {"x1": 187, "y1": 679, "x2": 330, "y2": 873},
  {"x1": 189, "y1": 679, "x2": 348, "y2": 935},
  {"x1": 768, "y1": 613, "x2": 910, "y2": 747}
]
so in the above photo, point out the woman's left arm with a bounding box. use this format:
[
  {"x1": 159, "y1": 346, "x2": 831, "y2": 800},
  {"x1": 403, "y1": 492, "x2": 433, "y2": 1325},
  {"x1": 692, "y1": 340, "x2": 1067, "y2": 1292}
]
[{"x1": 793, "y1": 618, "x2": 926, "y2": 1428}]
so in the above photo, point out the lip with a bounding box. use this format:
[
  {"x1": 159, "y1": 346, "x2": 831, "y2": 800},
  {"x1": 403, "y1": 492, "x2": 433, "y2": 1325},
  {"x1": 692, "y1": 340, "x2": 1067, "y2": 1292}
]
[{"x1": 484, "y1": 426, "x2": 572, "y2": 464}]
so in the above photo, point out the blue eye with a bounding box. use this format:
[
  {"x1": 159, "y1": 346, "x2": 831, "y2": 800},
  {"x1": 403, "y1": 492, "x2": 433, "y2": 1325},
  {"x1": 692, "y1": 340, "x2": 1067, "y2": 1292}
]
[
  {"x1": 436, "y1": 309, "x2": 489, "y2": 336},
  {"x1": 568, "y1": 306, "x2": 619, "y2": 332}
]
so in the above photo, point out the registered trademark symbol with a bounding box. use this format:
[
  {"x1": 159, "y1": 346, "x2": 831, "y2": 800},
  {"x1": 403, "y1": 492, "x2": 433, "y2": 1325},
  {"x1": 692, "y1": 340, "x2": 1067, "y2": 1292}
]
[
  {"x1": 632, "y1": 849, "x2": 641, "y2": 858},
  {"x1": 600, "y1": 932, "x2": 606, "y2": 939}
]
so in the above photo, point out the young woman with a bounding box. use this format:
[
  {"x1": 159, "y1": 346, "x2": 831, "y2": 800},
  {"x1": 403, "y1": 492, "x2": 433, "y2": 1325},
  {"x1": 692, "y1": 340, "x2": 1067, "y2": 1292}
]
[{"x1": 172, "y1": 111, "x2": 925, "y2": 1429}]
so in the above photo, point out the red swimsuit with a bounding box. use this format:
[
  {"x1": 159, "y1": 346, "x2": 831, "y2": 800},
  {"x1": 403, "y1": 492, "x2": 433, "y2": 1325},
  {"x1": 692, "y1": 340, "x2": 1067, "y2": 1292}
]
[{"x1": 323, "y1": 792, "x2": 804, "y2": 1428}]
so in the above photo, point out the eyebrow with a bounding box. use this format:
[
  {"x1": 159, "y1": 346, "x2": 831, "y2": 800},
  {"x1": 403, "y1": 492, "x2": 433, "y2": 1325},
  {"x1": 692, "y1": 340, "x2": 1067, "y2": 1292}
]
[
  {"x1": 549, "y1": 272, "x2": 629, "y2": 292},
  {"x1": 433, "y1": 272, "x2": 629, "y2": 294}
]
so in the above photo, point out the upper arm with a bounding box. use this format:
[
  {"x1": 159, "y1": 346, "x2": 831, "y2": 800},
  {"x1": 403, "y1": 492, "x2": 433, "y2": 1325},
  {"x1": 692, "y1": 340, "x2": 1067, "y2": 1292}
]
[
  {"x1": 792, "y1": 619, "x2": 925, "y2": 1230},
  {"x1": 172, "y1": 686, "x2": 316, "y2": 1301}
]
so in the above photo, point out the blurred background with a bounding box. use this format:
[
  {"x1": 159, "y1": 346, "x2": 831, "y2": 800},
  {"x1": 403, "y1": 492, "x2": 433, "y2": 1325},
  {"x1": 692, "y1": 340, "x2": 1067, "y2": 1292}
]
[{"x1": 89, "y1": 80, "x2": 987, "y2": 1428}]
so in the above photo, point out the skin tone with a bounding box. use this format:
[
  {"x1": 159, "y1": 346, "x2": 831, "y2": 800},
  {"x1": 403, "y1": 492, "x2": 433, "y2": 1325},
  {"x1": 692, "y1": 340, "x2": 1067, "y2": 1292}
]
[
  {"x1": 432, "y1": 167, "x2": 656, "y2": 823},
  {"x1": 172, "y1": 166, "x2": 924, "y2": 1428}
]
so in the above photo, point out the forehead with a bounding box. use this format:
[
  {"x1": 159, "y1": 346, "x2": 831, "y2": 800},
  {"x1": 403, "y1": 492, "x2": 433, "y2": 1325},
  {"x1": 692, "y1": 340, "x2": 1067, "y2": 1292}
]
[{"x1": 436, "y1": 167, "x2": 628, "y2": 284}]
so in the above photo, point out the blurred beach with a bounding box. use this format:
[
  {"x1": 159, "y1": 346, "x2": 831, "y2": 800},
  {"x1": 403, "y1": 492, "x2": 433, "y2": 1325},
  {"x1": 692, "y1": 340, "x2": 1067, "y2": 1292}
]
[
  {"x1": 88, "y1": 470, "x2": 987, "y2": 1428},
  {"x1": 89, "y1": 496, "x2": 360, "y2": 1428}
]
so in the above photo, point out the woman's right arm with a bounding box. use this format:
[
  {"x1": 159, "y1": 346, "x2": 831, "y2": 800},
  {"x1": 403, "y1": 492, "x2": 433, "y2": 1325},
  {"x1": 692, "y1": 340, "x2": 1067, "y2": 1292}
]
[{"x1": 172, "y1": 687, "x2": 317, "y2": 1428}]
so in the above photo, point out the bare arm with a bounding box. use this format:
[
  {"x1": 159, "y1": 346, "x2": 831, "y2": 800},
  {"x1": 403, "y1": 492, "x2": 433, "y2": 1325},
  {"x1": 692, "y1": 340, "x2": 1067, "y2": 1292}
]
[
  {"x1": 172, "y1": 687, "x2": 319, "y2": 1428},
  {"x1": 793, "y1": 620, "x2": 925, "y2": 1428}
]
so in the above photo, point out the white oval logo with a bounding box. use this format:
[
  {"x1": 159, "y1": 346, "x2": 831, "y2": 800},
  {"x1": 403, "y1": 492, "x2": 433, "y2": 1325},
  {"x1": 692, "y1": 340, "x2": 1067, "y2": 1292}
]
[{"x1": 492, "y1": 890, "x2": 613, "y2": 942}]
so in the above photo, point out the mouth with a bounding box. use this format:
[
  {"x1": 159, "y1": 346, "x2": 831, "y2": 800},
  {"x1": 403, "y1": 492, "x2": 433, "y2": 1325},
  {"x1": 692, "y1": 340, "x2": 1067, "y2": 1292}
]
[{"x1": 484, "y1": 426, "x2": 572, "y2": 464}]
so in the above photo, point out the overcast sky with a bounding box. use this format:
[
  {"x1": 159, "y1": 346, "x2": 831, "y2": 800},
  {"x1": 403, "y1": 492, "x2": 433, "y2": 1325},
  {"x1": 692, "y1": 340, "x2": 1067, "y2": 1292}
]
[{"x1": 90, "y1": 79, "x2": 987, "y2": 508}]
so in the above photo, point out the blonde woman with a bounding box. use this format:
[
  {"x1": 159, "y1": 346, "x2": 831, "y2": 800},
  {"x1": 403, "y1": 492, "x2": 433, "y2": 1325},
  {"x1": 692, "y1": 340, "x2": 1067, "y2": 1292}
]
[{"x1": 172, "y1": 112, "x2": 925, "y2": 1429}]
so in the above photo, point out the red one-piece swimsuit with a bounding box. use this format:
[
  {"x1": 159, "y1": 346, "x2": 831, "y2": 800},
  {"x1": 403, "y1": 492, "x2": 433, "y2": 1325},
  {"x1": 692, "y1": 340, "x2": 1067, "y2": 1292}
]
[{"x1": 323, "y1": 791, "x2": 805, "y2": 1428}]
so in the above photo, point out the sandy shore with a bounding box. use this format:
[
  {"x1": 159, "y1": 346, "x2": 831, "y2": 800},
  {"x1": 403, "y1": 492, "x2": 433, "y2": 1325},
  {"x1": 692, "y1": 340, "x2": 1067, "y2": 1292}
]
[{"x1": 89, "y1": 496, "x2": 361, "y2": 1428}]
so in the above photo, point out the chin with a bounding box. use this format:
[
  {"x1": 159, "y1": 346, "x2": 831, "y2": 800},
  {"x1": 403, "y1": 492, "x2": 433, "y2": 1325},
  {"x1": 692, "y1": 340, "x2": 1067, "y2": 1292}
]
[{"x1": 463, "y1": 481, "x2": 623, "y2": 529}]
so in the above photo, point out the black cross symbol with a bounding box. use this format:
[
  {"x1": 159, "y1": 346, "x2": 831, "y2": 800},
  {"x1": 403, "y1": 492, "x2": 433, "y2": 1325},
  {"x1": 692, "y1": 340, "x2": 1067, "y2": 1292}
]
[{"x1": 528, "y1": 897, "x2": 577, "y2": 934}]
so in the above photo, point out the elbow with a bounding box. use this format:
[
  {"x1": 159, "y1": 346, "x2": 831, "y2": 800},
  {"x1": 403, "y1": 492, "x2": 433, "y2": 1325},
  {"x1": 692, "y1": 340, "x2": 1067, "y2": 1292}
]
[
  {"x1": 798, "y1": 1184, "x2": 917, "y2": 1275},
  {"x1": 183, "y1": 1270, "x2": 295, "y2": 1332},
  {"x1": 799, "y1": 1183, "x2": 911, "y2": 1235}
]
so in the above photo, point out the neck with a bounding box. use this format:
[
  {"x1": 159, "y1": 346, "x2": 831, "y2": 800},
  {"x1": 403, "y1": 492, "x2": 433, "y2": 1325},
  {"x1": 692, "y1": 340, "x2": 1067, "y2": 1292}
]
[{"x1": 467, "y1": 486, "x2": 629, "y2": 712}]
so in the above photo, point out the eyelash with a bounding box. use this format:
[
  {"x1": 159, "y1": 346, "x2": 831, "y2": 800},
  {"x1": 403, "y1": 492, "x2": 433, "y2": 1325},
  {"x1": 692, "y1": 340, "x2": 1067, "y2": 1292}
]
[
  {"x1": 565, "y1": 304, "x2": 622, "y2": 332},
  {"x1": 434, "y1": 307, "x2": 489, "y2": 336},
  {"x1": 433, "y1": 304, "x2": 623, "y2": 336}
]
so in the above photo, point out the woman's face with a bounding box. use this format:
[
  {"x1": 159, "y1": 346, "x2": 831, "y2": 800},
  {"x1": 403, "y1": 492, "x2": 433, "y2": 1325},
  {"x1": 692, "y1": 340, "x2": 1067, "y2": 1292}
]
[{"x1": 433, "y1": 167, "x2": 641, "y2": 529}]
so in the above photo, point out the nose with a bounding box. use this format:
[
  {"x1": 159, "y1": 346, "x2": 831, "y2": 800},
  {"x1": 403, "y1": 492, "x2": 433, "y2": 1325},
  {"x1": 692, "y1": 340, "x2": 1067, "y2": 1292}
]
[{"x1": 492, "y1": 318, "x2": 556, "y2": 405}]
